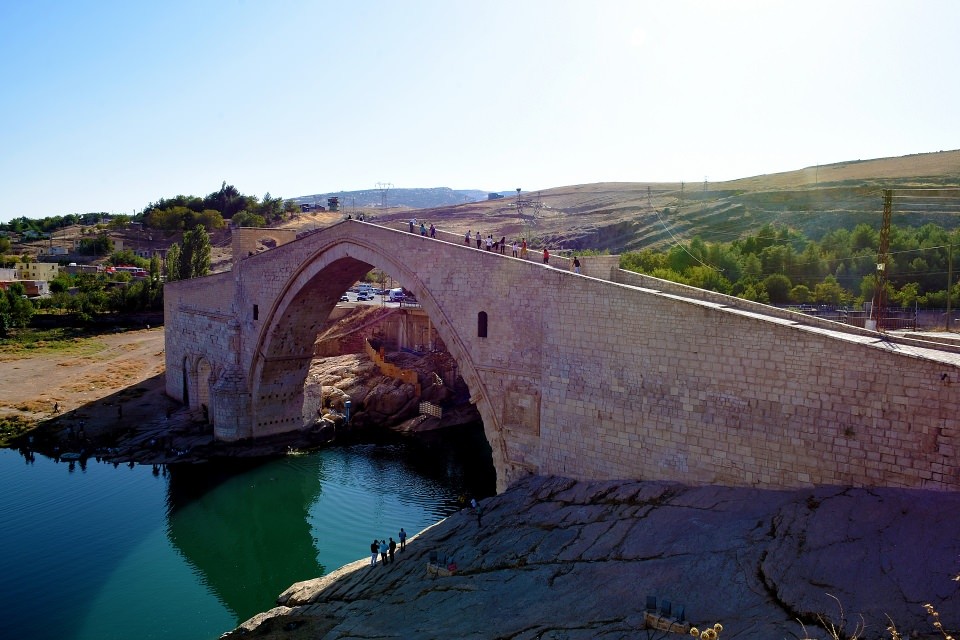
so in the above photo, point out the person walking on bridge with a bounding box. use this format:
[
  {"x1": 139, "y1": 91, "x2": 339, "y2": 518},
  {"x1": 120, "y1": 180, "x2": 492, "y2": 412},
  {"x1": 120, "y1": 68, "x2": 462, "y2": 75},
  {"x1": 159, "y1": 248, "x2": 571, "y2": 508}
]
[
  {"x1": 543, "y1": 247, "x2": 550, "y2": 265},
  {"x1": 475, "y1": 230, "x2": 482, "y2": 249},
  {"x1": 465, "y1": 230, "x2": 471, "y2": 245}
]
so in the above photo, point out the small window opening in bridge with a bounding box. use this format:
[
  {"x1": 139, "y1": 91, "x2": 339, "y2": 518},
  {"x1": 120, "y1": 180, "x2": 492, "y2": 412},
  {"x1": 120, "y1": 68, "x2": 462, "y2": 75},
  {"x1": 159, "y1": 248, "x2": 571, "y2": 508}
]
[
  {"x1": 253, "y1": 304, "x2": 259, "y2": 321},
  {"x1": 478, "y1": 311, "x2": 488, "y2": 338}
]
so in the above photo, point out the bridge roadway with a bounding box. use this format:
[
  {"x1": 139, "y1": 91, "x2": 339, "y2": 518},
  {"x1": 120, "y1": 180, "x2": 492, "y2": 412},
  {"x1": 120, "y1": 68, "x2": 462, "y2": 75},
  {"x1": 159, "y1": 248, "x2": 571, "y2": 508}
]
[{"x1": 165, "y1": 220, "x2": 960, "y2": 492}]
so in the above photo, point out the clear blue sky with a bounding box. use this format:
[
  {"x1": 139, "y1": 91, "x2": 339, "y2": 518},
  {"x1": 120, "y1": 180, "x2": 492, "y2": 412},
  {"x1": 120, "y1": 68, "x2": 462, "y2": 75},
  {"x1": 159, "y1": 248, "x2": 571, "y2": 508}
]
[{"x1": 2, "y1": 0, "x2": 958, "y2": 223}]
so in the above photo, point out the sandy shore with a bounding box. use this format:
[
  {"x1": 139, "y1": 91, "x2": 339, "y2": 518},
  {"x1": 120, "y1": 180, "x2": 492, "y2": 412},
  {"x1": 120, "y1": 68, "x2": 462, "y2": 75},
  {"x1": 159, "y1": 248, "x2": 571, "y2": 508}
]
[
  {"x1": 0, "y1": 327, "x2": 170, "y2": 429},
  {"x1": 0, "y1": 327, "x2": 209, "y2": 458}
]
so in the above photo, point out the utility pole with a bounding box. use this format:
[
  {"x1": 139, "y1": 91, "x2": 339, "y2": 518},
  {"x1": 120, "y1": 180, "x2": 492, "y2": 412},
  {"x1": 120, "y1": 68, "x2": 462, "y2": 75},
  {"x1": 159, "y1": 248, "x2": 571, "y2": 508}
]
[
  {"x1": 873, "y1": 189, "x2": 893, "y2": 332},
  {"x1": 947, "y1": 243, "x2": 954, "y2": 331}
]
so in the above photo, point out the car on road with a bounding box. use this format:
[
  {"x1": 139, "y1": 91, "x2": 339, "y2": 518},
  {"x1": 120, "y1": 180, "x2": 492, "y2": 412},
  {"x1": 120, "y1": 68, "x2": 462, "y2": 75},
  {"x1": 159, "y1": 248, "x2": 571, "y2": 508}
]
[
  {"x1": 357, "y1": 293, "x2": 375, "y2": 301},
  {"x1": 339, "y1": 295, "x2": 350, "y2": 302}
]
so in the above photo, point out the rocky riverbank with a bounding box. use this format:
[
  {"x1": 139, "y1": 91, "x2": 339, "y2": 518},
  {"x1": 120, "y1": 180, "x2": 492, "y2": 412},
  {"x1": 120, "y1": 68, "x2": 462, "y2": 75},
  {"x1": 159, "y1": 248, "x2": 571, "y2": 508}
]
[
  {"x1": 223, "y1": 475, "x2": 960, "y2": 640},
  {"x1": 13, "y1": 344, "x2": 477, "y2": 467}
]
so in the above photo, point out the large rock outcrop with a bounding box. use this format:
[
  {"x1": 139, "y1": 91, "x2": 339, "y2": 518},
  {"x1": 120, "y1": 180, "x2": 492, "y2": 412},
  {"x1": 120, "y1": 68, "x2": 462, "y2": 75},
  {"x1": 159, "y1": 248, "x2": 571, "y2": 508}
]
[{"x1": 223, "y1": 476, "x2": 960, "y2": 640}]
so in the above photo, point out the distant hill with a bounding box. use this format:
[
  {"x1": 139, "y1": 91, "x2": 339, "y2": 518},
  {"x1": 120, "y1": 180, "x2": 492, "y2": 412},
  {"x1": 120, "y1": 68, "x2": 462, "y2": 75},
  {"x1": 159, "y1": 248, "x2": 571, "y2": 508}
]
[
  {"x1": 292, "y1": 187, "x2": 514, "y2": 211},
  {"x1": 363, "y1": 150, "x2": 960, "y2": 254}
]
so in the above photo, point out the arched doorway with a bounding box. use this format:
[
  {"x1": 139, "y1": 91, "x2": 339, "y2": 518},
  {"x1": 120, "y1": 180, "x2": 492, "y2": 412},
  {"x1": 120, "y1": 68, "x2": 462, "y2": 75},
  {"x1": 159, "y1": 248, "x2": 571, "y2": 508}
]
[
  {"x1": 197, "y1": 358, "x2": 212, "y2": 425},
  {"x1": 181, "y1": 356, "x2": 190, "y2": 407}
]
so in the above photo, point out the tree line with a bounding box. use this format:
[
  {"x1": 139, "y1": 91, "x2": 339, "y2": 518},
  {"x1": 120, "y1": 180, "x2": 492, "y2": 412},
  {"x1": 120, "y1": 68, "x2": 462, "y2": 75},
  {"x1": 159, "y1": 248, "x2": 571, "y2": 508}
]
[
  {"x1": 140, "y1": 182, "x2": 299, "y2": 231},
  {"x1": 0, "y1": 182, "x2": 301, "y2": 238},
  {"x1": 620, "y1": 222, "x2": 960, "y2": 308}
]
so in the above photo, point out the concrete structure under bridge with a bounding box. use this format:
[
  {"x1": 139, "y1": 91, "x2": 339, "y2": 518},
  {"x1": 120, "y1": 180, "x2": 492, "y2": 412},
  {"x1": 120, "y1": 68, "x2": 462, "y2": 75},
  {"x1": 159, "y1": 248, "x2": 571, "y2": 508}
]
[{"x1": 165, "y1": 220, "x2": 960, "y2": 493}]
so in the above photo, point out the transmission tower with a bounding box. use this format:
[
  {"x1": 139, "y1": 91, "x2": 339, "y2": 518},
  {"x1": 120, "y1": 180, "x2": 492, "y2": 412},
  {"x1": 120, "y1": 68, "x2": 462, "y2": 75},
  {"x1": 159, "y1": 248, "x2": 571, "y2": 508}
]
[{"x1": 375, "y1": 182, "x2": 393, "y2": 209}]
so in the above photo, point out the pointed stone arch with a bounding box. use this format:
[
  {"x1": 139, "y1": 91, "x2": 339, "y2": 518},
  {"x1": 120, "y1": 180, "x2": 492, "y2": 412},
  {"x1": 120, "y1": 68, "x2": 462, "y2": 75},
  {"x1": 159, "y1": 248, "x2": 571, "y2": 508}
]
[{"x1": 248, "y1": 236, "x2": 512, "y2": 485}]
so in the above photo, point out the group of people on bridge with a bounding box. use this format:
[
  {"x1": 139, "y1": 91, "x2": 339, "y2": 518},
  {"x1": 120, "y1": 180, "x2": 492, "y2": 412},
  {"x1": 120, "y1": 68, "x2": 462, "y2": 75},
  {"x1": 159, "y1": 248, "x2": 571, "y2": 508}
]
[
  {"x1": 358, "y1": 215, "x2": 584, "y2": 274},
  {"x1": 464, "y1": 230, "x2": 535, "y2": 260},
  {"x1": 407, "y1": 217, "x2": 436, "y2": 238}
]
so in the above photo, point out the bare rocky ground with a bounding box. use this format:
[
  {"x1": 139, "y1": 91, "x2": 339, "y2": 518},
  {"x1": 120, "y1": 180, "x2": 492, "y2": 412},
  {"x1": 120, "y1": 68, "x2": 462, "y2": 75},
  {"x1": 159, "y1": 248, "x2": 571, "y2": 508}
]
[{"x1": 223, "y1": 475, "x2": 960, "y2": 640}]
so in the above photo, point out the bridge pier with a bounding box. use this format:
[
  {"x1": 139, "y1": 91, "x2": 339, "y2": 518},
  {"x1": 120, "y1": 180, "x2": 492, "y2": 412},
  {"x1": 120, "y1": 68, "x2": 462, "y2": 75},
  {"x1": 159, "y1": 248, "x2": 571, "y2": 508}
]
[{"x1": 211, "y1": 365, "x2": 252, "y2": 441}]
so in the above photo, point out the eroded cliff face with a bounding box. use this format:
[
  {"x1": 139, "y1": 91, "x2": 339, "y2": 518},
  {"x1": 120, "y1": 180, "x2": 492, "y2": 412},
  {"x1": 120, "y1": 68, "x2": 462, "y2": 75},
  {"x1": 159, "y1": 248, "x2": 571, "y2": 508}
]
[{"x1": 224, "y1": 476, "x2": 960, "y2": 640}]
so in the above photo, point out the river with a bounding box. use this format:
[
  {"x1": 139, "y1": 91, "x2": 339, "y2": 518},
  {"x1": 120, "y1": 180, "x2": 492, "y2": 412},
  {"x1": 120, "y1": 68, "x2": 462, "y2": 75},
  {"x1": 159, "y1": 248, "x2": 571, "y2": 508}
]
[{"x1": 0, "y1": 426, "x2": 494, "y2": 640}]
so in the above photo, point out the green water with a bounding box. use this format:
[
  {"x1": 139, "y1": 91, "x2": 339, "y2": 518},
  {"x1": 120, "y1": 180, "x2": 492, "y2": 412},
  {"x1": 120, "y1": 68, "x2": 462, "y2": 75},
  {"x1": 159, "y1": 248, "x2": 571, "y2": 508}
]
[{"x1": 0, "y1": 428, "x2": 493, "y2": 639}]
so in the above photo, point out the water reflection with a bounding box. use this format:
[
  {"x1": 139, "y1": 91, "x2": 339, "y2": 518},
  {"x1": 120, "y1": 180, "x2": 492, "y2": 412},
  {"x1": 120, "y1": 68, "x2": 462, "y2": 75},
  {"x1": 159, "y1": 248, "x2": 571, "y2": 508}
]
[
  {"x1": 163, "y1": 425, "x2": 495, "y2": 623},
  {"x1": 166, "y1": 457, "x2": 325, "y2": 620}
]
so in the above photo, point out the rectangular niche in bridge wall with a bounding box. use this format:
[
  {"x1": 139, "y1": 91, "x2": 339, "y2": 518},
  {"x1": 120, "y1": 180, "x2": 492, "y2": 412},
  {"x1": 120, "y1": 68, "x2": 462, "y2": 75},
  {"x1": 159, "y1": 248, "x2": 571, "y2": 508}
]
[{"x1": 502, "y1": 387, "x2": 541, "y2": 436}]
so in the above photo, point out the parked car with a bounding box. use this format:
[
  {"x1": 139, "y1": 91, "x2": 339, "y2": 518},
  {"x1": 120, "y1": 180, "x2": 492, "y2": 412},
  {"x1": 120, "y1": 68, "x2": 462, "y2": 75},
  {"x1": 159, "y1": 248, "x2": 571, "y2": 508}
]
[
  {"x1": 357, "y1": 293, "x2": 374, "y2": 301},
  {"x1": 339, "y1": 295, "x2": 350, "y2": 302}
]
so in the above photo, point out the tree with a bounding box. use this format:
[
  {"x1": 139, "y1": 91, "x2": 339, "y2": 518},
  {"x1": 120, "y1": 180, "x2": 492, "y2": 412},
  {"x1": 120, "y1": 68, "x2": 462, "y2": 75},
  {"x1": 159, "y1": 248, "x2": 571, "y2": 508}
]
[
  {"x1": 49, "y1": 274, "x2": 72, "y2": 294},
  {"x1": 0, "y1": 282, "x2": 35, "y2": 335},
  {"x1": 232, "y1": 210, "x2": 266, "y2": 228},
  {"x1": 686, "y1": 265, "x2": 732, "y2": 294},
  {"x1": 850, "y1": 224, "x2": 878, "y2": 252},
  {"x1": 149, "y1": 254, "x2": 161, "y2": 287},
  {"x1": 178, "y1": 225, "x2": 211, "y2": 280},
  {"x1": 197, "y1": 209, "x2": 225, "y2": 231},
  {"x1": 741, "y1": 254, "x2": 763, "y2": 280},
  {"x1": 894, "y1": 282, "x2": 920, "y2": 308},
  {"x1": 166, "y1": 244, "x2": 181, "y2": 281},
  {"x1": 78, "y1": 233, "x2": 112, "y2": 255},
  {"x1": 814, "y1": 275, "x2": 847, "y2": 306},
  {"x1": 260, "y1": 192, "x2": 283, "y2": 222},
  {"x1": 762, "y1": 274, "x2": 793, "y2": 304},
  {"x1": 790, "y1": 284, "x2": 813, "y2": 304},
  {"x1": 107, "y1": 214, "x2": 130, "y2": 231},
  {"x1": 739, "y1": 282, "x2": 770, "y2": 304},
  {"x1": 109, "y1": 249, "x2": 149, "y2": 269}
]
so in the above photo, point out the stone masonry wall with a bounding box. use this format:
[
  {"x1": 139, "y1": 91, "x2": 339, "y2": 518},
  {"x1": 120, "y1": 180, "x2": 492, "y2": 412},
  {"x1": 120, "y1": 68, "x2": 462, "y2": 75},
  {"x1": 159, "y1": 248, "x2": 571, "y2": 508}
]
[
  {"x1": 164, "y1": 270, "x2": 237, "y2": 420},
  {"x1": 538, "y1": 276, "x2": 960, "y2": 489}
]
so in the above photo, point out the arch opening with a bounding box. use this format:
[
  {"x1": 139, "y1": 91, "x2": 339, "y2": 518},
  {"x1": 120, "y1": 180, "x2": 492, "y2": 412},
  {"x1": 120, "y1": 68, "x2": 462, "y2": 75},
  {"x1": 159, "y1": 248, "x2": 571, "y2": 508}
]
[{"x1": 250, "y1": 249, "x2": 501, "y2": 491}]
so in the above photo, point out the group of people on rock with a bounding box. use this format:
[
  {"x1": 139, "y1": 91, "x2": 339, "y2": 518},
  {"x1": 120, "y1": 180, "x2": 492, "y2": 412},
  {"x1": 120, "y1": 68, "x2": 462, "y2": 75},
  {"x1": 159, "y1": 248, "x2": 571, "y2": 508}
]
[{"x1": 370, "y1": 527, "x2": 407, "y2": 566}]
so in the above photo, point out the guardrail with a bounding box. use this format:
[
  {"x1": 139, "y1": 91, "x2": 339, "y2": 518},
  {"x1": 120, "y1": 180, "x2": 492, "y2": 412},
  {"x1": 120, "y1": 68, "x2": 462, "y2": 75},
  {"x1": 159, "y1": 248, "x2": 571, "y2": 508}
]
[{"x1": 364, "y1": 339, "x2": 421, "y2": 396}]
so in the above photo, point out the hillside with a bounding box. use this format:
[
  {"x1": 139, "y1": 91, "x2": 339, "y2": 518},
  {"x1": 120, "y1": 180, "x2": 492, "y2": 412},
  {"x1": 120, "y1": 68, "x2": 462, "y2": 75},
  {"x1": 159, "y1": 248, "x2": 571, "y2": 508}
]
[
  {"x1": 363, "y1": 150, "x2": 960, "y2": 254},
  {"x1": 10, "y1": 150, "x2": 960, "y2": 265}
]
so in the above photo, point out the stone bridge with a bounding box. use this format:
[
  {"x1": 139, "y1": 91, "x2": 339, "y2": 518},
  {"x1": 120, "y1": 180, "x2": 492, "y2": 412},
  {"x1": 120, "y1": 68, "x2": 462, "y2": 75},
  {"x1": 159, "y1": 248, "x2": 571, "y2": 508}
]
[{"x1": 165, "y1": 220, "x2": 960, "y2": 492}]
